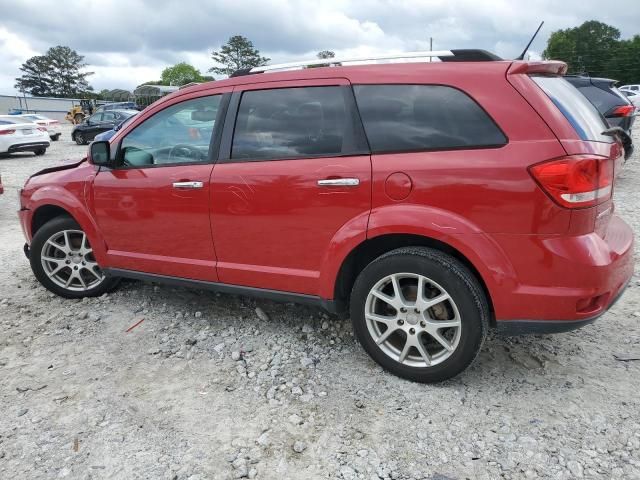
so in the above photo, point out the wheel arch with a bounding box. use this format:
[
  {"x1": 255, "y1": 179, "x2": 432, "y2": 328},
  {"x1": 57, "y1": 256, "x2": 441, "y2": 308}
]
[
  {"x1": 31, "y1": 204, "x2": 73, "y2": 237},
  {"x1": 28, "y1": 191, "x2": 107, "y2": 264},
  {"x1": 331, "y1": 233, "x2": 501, "y2": 325}
]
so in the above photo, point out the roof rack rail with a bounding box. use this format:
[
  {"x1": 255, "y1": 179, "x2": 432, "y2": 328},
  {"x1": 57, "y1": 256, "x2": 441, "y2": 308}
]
[{"x1": 229, "y1": 49, "x2": 502, "y2": 77}]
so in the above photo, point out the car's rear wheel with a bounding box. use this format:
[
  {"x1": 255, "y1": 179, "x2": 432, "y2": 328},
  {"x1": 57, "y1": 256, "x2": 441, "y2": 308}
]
[
  {"x1": 350, "y1": 247, "x2": 489, "y2": 383},
  {"x1": 30, "y1": 216, "x2": 119, "y2": 298},
  {"x1": 34, "y1": 148, "x2": 46, "y2": 156}
]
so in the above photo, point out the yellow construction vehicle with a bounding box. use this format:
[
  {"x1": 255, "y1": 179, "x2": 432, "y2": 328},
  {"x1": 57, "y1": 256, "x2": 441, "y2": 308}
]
[{"x1": 65, "y1": 100, "x2": 97, "y2": 124}]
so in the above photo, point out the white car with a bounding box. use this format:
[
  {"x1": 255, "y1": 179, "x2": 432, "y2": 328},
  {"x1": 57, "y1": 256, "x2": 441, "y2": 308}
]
[
  {"x1": 18, "y1": 114, "x2": 62, "y2": 141},
  {"x1": 621, "y1": 90, "x2": 640, "y2": 108},
  {"x1": 619, "y1": 84, "x2": 640, "y2": 94},
  {"x1": 0, "y1": 115, "x2": 50, "y2": 156}
]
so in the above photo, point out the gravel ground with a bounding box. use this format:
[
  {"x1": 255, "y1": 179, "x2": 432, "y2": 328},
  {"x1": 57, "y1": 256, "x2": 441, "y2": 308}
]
[{"x1": 0, "y1": 124, "x2": 639, "y2": 480}]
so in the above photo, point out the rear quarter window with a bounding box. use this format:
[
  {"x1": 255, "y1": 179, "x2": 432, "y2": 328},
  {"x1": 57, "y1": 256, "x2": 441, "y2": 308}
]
[
  {"x1": 353, "y1": 84, "x2": 507, "y2": 153},
  {"x1": 531, "y1": 76, "x2": 611, "y2": 143}
]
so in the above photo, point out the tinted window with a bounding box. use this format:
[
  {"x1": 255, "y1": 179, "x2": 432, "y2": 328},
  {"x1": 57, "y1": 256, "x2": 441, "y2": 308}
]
[
  {"x1": 120, "y1": 95, "x2": 220, "y2": 167},
  {"x1": 232, "y1": 86, "x2": 355, "y2": 160},
  {"x1": 532, "y1": 76, "x2": 610, "y2": 142},
  {"x1": 354, "y1": 85, "x2": 506, "y2": 153},
  {"x1": 576, "y1": 86, "x2": 622, "y2": 113}
]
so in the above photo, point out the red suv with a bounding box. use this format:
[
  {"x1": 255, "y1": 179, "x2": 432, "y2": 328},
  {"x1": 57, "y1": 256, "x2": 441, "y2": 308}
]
[{"x1": 18, "y1": 51, "x2": 634, "y2": 382}]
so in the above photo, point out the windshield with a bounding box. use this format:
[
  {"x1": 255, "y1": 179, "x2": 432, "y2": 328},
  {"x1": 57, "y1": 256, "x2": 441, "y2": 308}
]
[{"x1": 531, "y1": 76, "x2": 611, "y2": 143}]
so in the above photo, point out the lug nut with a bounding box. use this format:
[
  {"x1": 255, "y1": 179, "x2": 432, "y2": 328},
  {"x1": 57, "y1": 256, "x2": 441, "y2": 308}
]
[
  {"x1": 420, "y1": 321, "x2": 426, "y2": 328},
  {"x1": 65, "y1": 260, "x2": 70, "y2": 264},
  {"x1": 409, "y1": 328, "x2": 416, "y2": 335},
  {"x1": 414, "y1": 308, "x2": 420, "y2": 313},
  {"x1": 74, "y1": 266, "x2": 78, "y2": 270},
  {"x1": 397, "y1": 319, "x2": 404, "y2": 326},
  {"x1": 400, "y1": 307, "x2": 407, "y2": 313}
]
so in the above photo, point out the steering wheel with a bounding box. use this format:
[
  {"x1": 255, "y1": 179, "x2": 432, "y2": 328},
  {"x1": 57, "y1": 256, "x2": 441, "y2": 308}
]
[{"x1": 168, "y1": 144, "x2": 204, "y2": 163}]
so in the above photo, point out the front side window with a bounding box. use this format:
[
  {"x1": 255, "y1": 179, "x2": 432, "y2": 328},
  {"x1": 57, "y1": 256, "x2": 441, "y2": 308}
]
[
  {"x1": 102, "y1": 111, "x2": 117, "y2": 122},
  {"x1": 119, "y1": 95, "x2": 220, "y2": 167},
  {"x1": 354, "y1": 84, "x2": 507, "y2": 153},
  {"x1": 231, "y1": 86, "x2": 356, "y2": 161},
  {"x1": 88, "y1": 114, "x2": 102, "y2": 123}
]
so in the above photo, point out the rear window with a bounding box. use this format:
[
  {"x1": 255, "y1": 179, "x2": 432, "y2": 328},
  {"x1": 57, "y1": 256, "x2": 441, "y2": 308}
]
[
  {"x1": 353, "y1": 84, "x2": 507, "y2": 153},
  {"x1": 575, "y1": 86, "x2": 621, "y2": 113},
  {"x1": 531, "y1": 76, "x2": 611, "y2": 142}
]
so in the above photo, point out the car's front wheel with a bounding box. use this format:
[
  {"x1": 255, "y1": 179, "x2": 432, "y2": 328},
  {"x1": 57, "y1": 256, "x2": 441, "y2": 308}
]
[
  {"x1": 74, "y1": 132, "x2": 86, "y2": 145},
  {"x1": 34, "y1": 148, "x2": 46, "y2": 156},
  {"x1": 350, "y1": 247, "x2": 489, "y2": 383},
  {"x1": 30, "y1": 216, "x2": 119, "y2": 298}
]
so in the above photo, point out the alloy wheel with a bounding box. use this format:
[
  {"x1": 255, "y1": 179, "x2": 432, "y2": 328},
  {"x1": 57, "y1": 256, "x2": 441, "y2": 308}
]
[
  {"x1": 40, "y1": 229, "x2": 104, "y2": 291},
  {"x1": 365, "y1": 273, "x2": 462, "y2": 368}
]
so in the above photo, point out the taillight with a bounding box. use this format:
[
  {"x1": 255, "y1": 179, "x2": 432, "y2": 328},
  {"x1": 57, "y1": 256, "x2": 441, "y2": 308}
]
[
  {"x1": 609, "y1": 105, "x2": 635, "y2": 117},
  {"x1": 37, "y1": 127, "x2": 47, "y2": 132},
  {"x1": 529, "y1": 155, "x2": 613, "y2": 208},
  {"x1": 50, "y1": 120, "x2": 59, "y2": 124},
  {"x1": 0, "y1": 129, "x2": 16, "y2": 135}
]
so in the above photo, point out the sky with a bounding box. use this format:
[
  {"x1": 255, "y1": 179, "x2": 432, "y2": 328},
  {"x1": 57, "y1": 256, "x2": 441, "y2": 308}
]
[{"x1": 1, "y1": 0, "x2": 639, "y2": 95}]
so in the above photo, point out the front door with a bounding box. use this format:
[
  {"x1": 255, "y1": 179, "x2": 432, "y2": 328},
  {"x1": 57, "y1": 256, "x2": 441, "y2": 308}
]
[
  {"x1": 91, "y1": 93, "x2": 225, "y2": 281},
  {"x1": 211, "y1": 81, "x2": 371, "y2": 295}
]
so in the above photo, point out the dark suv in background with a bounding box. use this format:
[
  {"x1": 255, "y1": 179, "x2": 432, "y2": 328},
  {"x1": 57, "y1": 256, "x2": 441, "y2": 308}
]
[{"x1": 566, "y1": 76, "x2": 635, "y2": 157}]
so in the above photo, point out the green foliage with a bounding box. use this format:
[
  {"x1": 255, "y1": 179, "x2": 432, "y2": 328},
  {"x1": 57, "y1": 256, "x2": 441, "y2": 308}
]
[
  {"x1": 544, "y1": 21, "x2": 640, "y2": 84},
  {"x1": 15, "y1": 46, "x2": 93, "y2": 97},
  {"x1": 209, "y1": 35, "x2": 269, "y2": 76},
  {"x1": 317, "y1": 50, "x2": 335, "y2": 59},
  {"x1": 160, "y1": 62, "x2": 205, "y2": 86}
]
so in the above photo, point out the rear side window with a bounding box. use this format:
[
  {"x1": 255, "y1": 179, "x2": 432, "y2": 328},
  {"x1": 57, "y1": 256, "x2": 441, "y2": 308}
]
[
  {"x1": 232, "y1": 86, "x2": 364, "y2": 161},
  {"x1": 353, "y1": 84, "x2": 507, "y2": 153},
  {"x1": 531, "y1": 76, "x2": 610, "y2": 142}
]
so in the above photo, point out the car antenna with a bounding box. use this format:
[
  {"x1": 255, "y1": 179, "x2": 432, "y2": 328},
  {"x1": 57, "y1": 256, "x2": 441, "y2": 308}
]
[{"x1": 515, "y1": 21, "x2": 544, "y2": 60}]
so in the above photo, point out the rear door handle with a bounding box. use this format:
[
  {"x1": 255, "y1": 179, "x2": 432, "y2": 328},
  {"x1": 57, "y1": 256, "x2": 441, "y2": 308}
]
[
  {"x1": 172, "y1": 181, "x2": 203, "y2": 189},
  {"x1": 317, "y1": 178, "x2": 360, "y2": 187}
]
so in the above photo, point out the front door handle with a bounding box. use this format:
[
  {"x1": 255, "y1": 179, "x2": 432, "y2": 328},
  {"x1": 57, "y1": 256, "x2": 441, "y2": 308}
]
[
  {"x1": 172, "y1": 181, "x2": 203, "y2": 189},
  {"x1": 317, "y1": 178, "x2": 360, "y2": 187}
]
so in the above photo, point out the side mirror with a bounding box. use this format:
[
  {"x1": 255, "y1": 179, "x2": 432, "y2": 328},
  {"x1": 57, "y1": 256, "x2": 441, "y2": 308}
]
[{"x1": 89, "y1": 141, "x2": 111, "y2": 167}]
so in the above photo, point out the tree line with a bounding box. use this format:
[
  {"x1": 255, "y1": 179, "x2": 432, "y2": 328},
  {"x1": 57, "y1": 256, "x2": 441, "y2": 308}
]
[
  {"x1": 543, "y1": 20, "x2": 640, "y2": 84},
  {"x1": 14, "y1": 20, "x2": 639, "y2": 99}
]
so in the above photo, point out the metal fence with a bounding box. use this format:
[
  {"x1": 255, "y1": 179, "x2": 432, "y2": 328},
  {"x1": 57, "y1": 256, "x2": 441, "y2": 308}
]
[{"x1": 0, "y1": 95, "x2": 82, "y2": 121}]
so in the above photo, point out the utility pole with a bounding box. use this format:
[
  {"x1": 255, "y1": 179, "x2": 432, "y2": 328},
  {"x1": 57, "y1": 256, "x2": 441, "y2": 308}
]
[{"x1": 430, "y1": 37, "x2": 433, "y2": 62}]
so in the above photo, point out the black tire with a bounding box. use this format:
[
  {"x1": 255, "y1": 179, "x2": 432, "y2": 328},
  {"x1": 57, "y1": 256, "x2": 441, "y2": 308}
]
[
  {"x1": 350, "y1": 247, "x2": 489, "y2": 383},
  {"x1": 51, "y1": 134, "x2": 60, "y2": 141},
  {"x1": 34, "y1": 148, "x2": 46, "y2": 156},
  {"x1": 74, "y1": 132, "x2": 86, "y2": 145},
  {"x1": 29, "y1": 216, "x2": 119, "y2": 299}
]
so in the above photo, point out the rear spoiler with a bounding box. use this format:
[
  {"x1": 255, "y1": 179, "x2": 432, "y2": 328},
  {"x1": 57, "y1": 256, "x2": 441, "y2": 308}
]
[{"x1": 508, "y1": 61, "x2": 568, "y2": 75}]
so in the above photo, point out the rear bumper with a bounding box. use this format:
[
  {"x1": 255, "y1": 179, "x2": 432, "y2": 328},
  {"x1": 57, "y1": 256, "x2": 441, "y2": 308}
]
[
  {"x1": 496, "y1": 278, "x2": 630, "y2": 335},
  {"x1": 8, "y1": 141, "x2": 49, "y2": 153},
  {"x1": 491, "y1": 215, "x2": 634, "y2": 326}
]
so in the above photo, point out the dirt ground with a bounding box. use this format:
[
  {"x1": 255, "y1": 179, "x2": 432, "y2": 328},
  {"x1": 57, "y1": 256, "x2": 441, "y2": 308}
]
[{"x1": 0, "y1": 124, "x2": 639, "y2": 480}]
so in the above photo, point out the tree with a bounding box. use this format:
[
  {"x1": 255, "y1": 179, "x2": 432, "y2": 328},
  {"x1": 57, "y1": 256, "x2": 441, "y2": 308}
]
[
  {"x1": 209, "y1": 35, "x2": 269, "y2": 76},
  {"x1": 317, "y1": 50, "x2": 335, "y2": 59},
  {"x1": 543, "y1": 21, "x2": 621, "y2": 78},
  {"x1": 15, "y1": 46, "x2": 93, "y2": 97},
  {"x1": 161, "y1": 62, "x2": 205, "y2": 86}
]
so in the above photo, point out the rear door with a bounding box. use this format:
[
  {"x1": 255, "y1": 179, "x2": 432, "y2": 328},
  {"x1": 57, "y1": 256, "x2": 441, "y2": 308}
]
[{"x1": 210, "y1": 79, "x2": 371, "y2": 295}]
